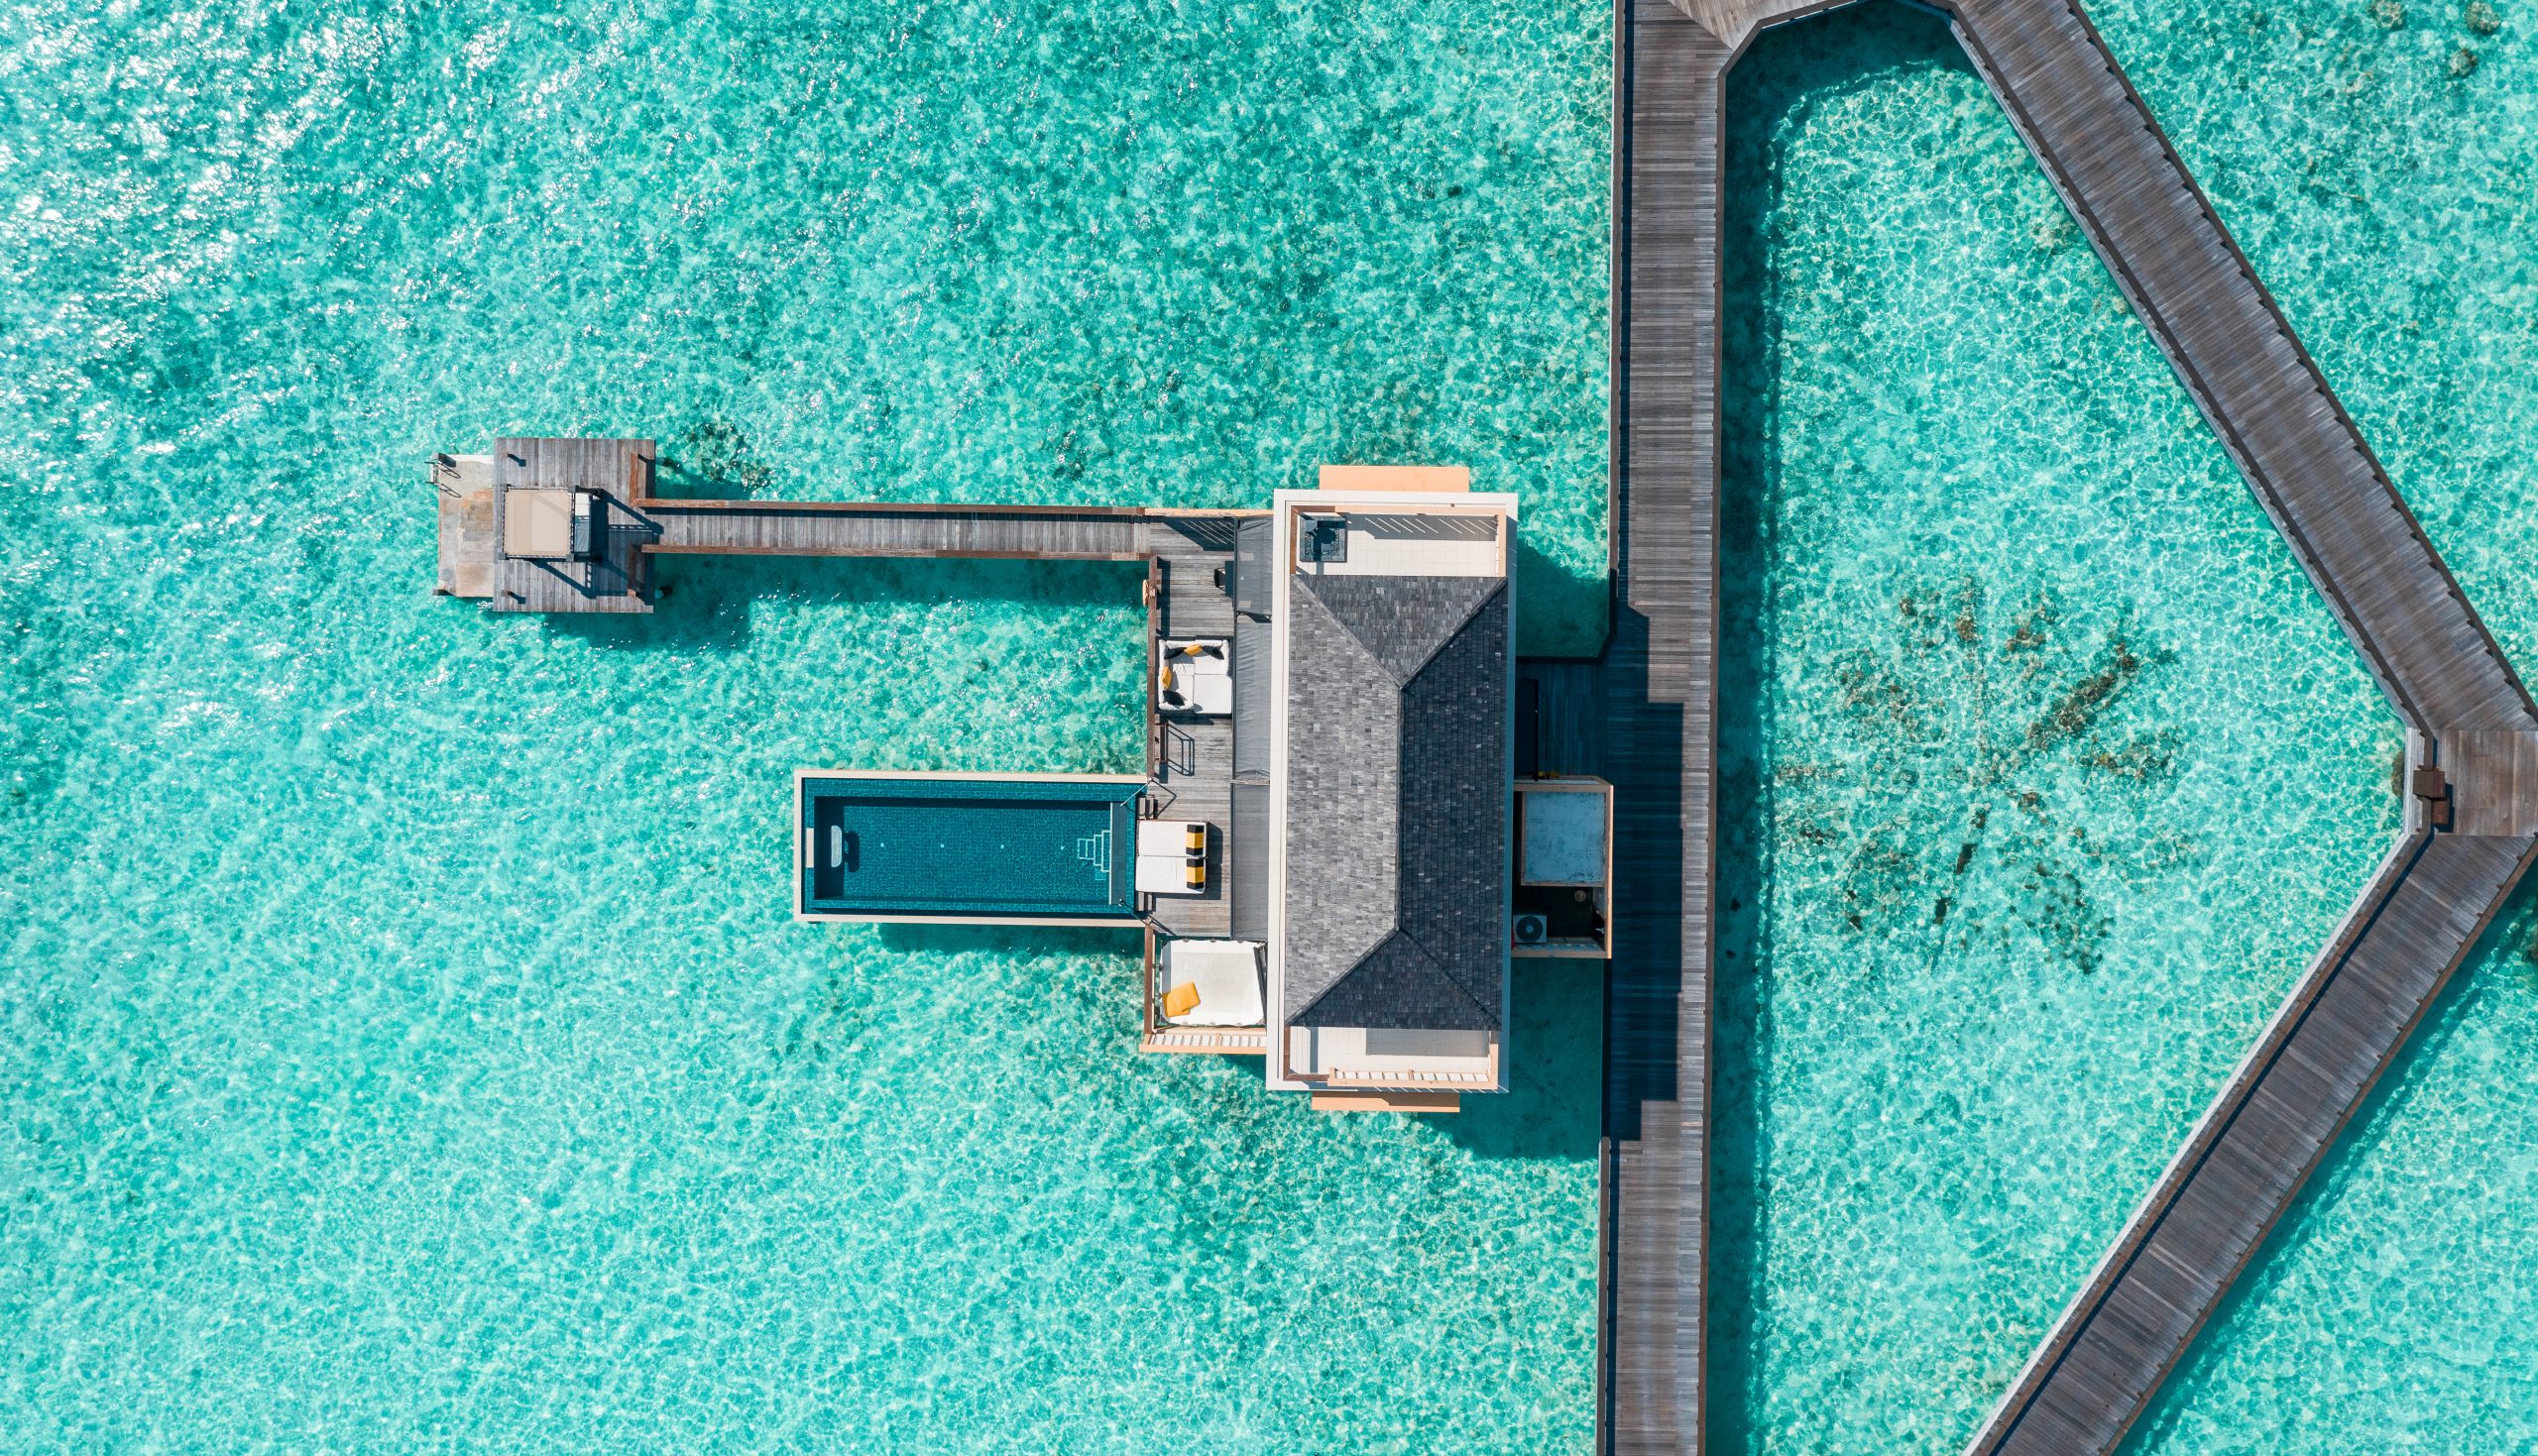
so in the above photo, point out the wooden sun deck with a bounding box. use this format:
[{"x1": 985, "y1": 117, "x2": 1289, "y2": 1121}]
[
  {"x1": 1135, "y1": 517, "x2": 1272, "y2": 1056},
  {"x1": 487, "y1": 437, "x2": 657, "y2": 616},
  {"x1": 1142, "y1": 516, "x2": 1245, "y2": 945}
]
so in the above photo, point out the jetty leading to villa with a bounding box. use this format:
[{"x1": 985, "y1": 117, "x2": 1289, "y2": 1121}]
[
  {"x1": 1598, "y1": 3, "x2": 1731, "y2": 1451},
  {"x1": 433, "y1": 438, "x2": 1173, "y2": 615},
  {"x1": 437, "y1": 450, "x2": 1613, "y2": 1111},
  {"x1": 1610, "y1": 1, "x2": 2538, "y2": 1454}
]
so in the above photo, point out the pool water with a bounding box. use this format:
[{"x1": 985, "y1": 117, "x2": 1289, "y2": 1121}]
[
  {"x1": 1710, "y1": 6, "x2": 2399, "y2": 1451},
  {"x1": 2075, "y1": 0, "x2": 2538, "y2": 1446},
  {"x1": 0, "y1": 0, "x2": 1609, "y2": 1449},
  {"x1": 799, "y1": 776, "x2": 1142, "y2": 919}
]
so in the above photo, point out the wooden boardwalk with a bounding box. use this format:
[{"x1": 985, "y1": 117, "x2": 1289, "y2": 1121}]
[
  {"x1": 646, "y1": 499, "x2": 1151, "y2": 563},
  {"x1": 1599, "y1": 3, "x2": 1731, "y2": 1450},
  {"x1": 452, "y1": 473, "x2": 1223, "y2": 612},
  {"x1": 1937, "y1": 0, "x2": 2538, "y2": 1451},
  {"x1": 1605, "y1": 0, "x2": 2538, "y2": 1453}
]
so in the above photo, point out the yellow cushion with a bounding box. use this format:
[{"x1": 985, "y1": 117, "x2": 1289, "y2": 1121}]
[{"x1": 1161, "y1": 981, "x2": 1203, "y2": 1018}]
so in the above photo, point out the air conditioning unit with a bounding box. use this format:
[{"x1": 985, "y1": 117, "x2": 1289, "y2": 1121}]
[{"x1": 1512, "y1": 913, "x2": 1550, "y2": 947}]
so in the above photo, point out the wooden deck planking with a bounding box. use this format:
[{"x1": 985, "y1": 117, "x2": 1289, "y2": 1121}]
[
  {"x1": 1939, "y1": 1, "x2": 2538, "y2": 1450},
  {"x1": 1142, "y1": 518, "x2": 1246, "y2": 943},
  {"x1": 1147, "y1": 715, "x2": 1235, "y2": 940},
  {"x1": 2444, "y1": 730, "x2": 2538, "y2": 837},
  {"x1": 487, "y1": 437, "x2": 657, "y2": 615},
  {"x1": 1601, "y1": 1, "x2": 1728, "y2": 1451},
  {"x1": 1521, "y1": 660, "x2": 1609, "y2": 780},
  {"x1": 645, "y1": 501, "x2": 1151, "y2": 562}
]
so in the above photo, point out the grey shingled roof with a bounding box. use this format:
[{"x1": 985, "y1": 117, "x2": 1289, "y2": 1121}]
[{"x1": 1282, "y1": 573, "x2": 1508, "y2": 1031}]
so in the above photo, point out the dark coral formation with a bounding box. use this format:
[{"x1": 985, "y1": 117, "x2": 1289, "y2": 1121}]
[{"x1": 1770, "y1": 578, "x2": 2183, "y2": 977}]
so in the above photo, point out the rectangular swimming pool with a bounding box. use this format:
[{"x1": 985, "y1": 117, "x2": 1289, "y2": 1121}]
[{"x1": 794, "y1": 771, "x2": 1145, "y2": 923}]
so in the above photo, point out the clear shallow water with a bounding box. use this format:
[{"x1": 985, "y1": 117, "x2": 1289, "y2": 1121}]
[
  {"x1": 2124, "y1": 887, "x2": 2538, "y2": 1453},
  {"x1": 2075, "y1": 0, "x2": 2538, "y2": 1446},
  {"x1": 0, "y1": 0, "x2": 1613, "y2": 655},
  {"x1": 0, "y1": 1, "x2": 1608, "y2": 1449},
  {"x1": 1711, "y1": 8, "x2": 2399, "y2": 1452}
]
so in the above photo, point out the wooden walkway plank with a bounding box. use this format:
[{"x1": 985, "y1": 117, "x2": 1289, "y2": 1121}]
[
  {"x1": 1601, "y1": 2, "x2": 1733, "y2": 1452},
  {"x1": 1607, "y1": 1, "x2": 2538, "y2": 1451},
  {"x1": 644, "y1": 501, "x2": 1150, "y2": 561}
]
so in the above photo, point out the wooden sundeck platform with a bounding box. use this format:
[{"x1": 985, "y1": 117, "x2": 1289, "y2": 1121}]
[
  {"x1": 432, "y1": 454, "x2": 495, "y2": 599},
  {"x1": 488, "y1": 437, "x2": 657, "y2": 615},
  {"x1": 1142, "y1": 516, "x2": 1244, "y2": 944}
]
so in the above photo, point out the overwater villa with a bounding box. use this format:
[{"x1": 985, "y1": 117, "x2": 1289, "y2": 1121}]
[
  {"x1": 435, "y1": 447, "x2": 1616, "y2": 1114},
  {"x1": 1263, "y1": 480, "x2": 1518, "y2": 1110}
]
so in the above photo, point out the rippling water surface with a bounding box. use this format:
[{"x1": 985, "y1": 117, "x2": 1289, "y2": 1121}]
[
  {"x1": 1712, "y1": 8, "x2": 2397, "y2": 1451},
  {"x1": 13, "y1": 0, "x2": 2538, "y2": 1446},
  {"x1": 0, "y1": 1, "x2": 1609, "y2": 1449}
]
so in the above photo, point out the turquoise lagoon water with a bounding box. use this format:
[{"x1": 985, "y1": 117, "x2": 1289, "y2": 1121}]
[
  {"x1": 2077, "y1": 0, "x2": 2538, "y2": 1447},
  {"x1": 2124, "y1": 885, "x2": 2538, "y2": 1453},
  {"x1": 1711, "y1": 7, "x2": 2400, "y2": 1452},
  {"x1": 0, "y1": 1, "x2": 1611, "y2": 1450}
]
